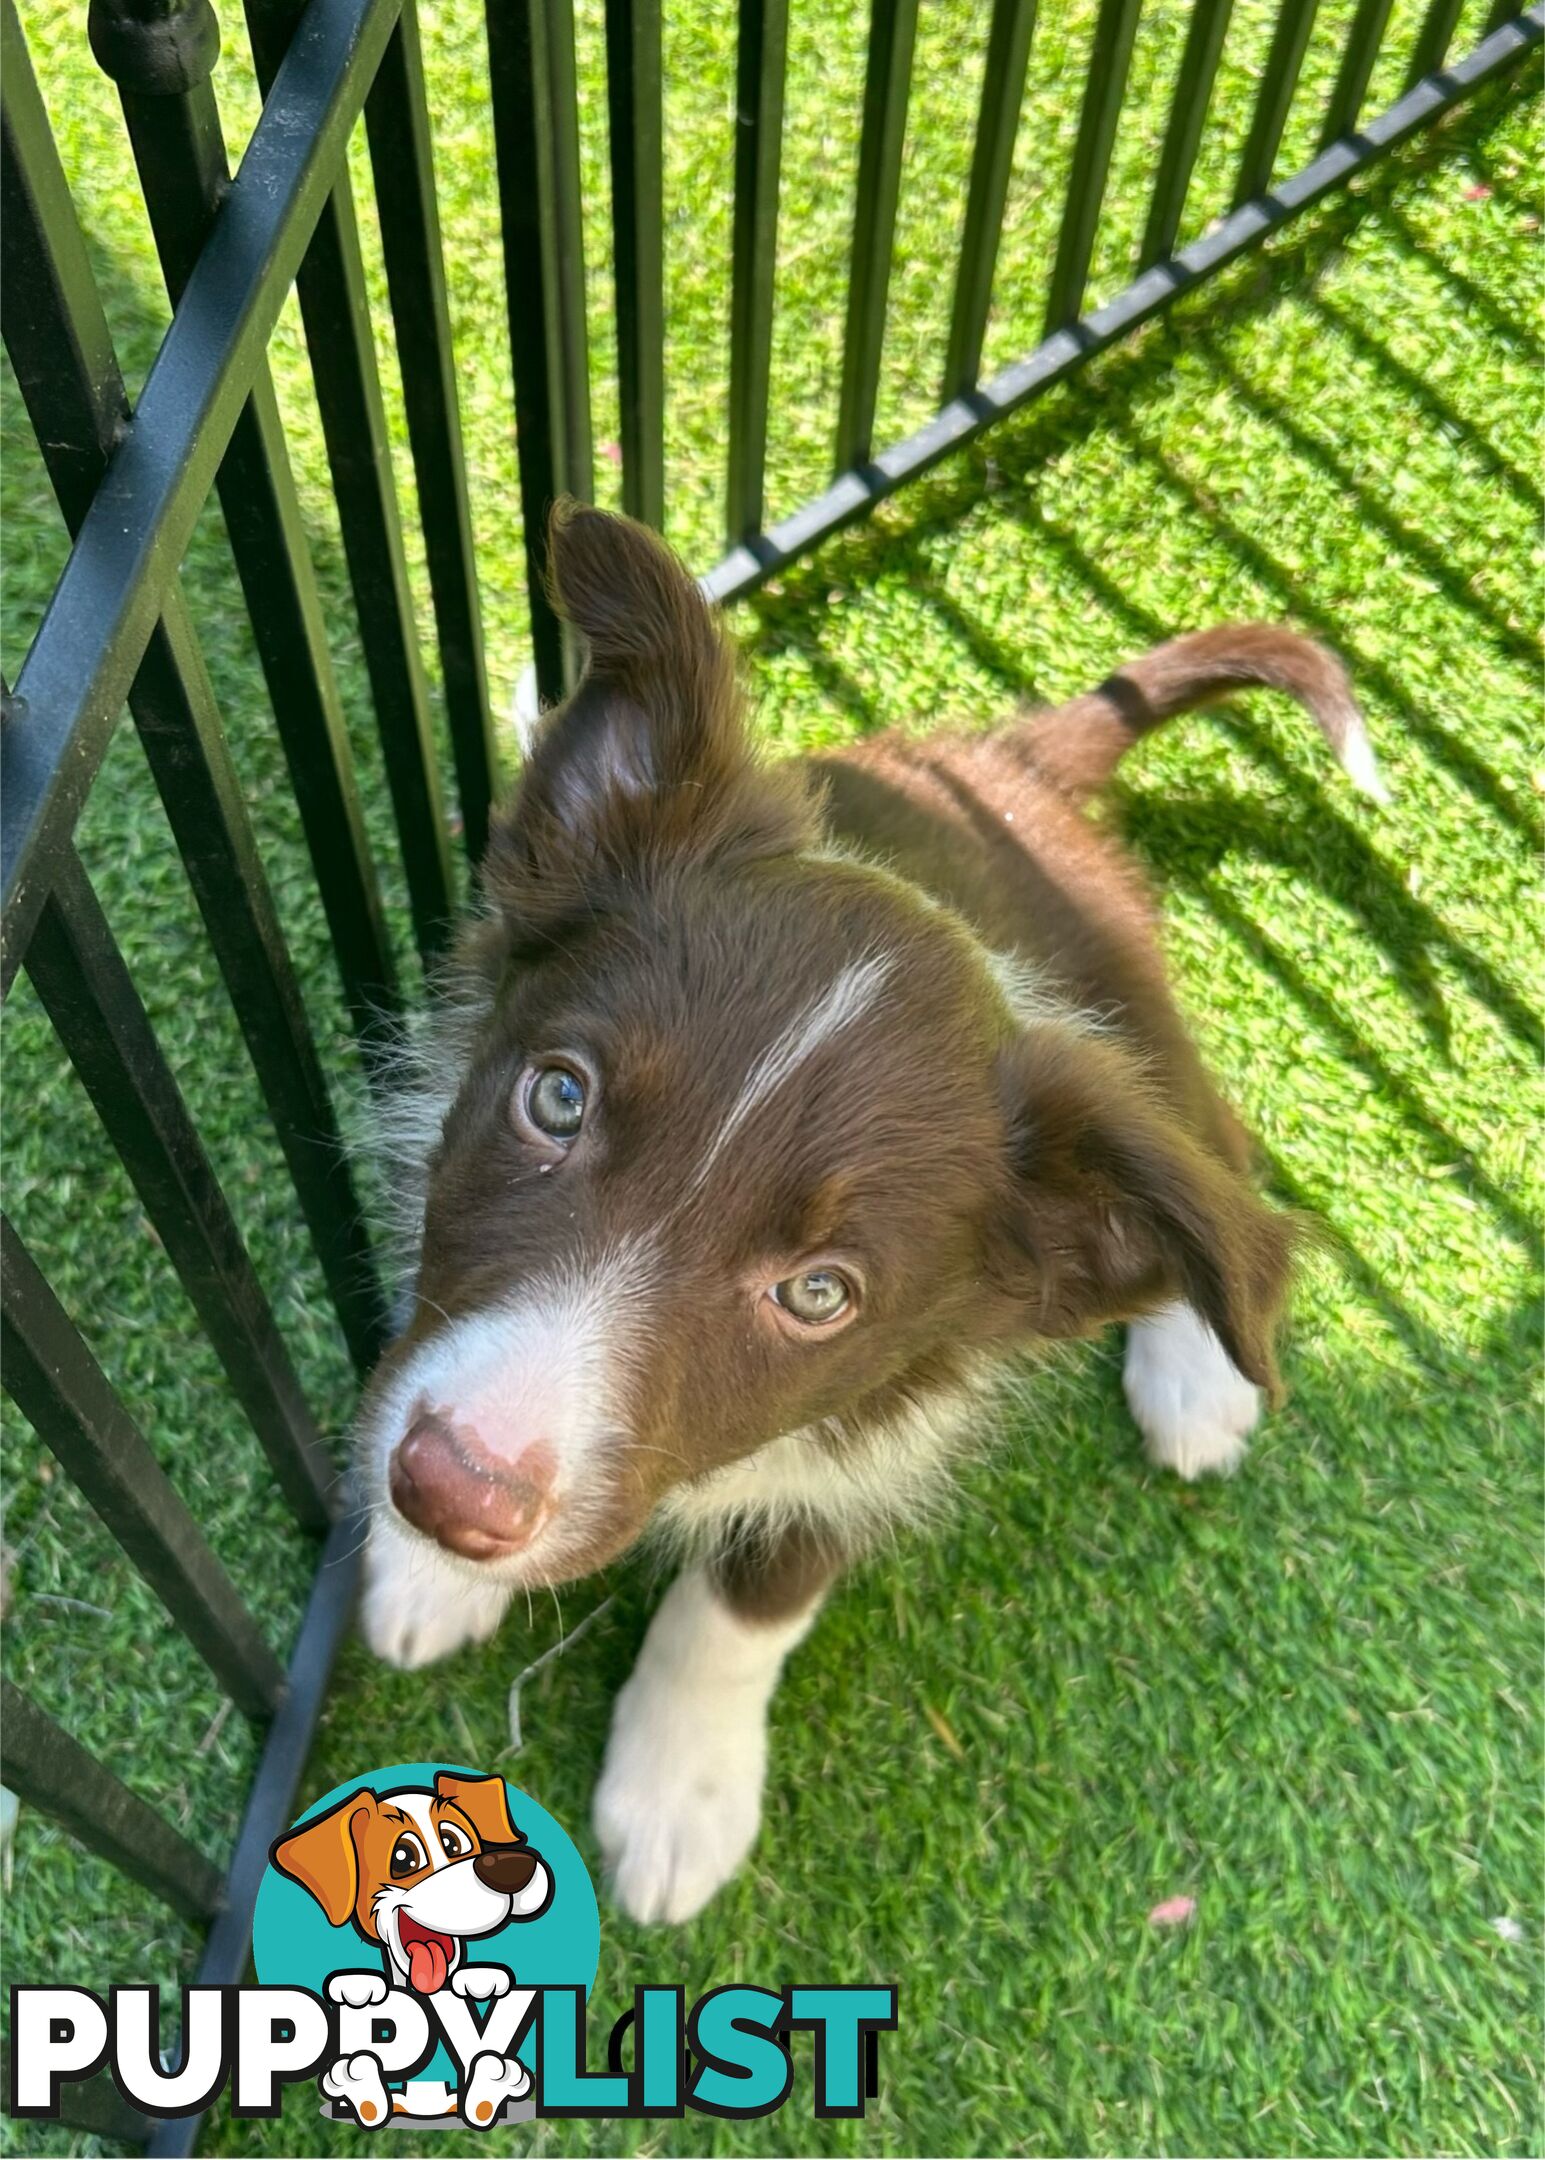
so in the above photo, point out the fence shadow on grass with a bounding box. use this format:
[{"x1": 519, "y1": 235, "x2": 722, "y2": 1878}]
[
  {"x1": 738, "y1": 85, "x2": 1541, "y2": 1388},
  {"x1": 1302, "y1": 287, "x2": 1543, "y2": 516}
]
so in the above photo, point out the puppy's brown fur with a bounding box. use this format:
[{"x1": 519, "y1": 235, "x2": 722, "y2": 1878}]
[{"x1": 354, "y1": 505, "x2": 1381, "y2": 1920}]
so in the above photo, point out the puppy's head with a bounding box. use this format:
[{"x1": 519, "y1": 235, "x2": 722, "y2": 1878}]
[{"x1": 359, "y1": 506, "x2": 1294, "y2": 1588}]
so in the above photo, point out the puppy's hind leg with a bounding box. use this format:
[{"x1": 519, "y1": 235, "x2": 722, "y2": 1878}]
[{"x1": 1123, "y1": 1302, "x2": 1262, "y2": 1481}]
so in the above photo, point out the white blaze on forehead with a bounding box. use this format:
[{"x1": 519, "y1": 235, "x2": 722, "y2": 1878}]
[{"x1": 680, "y1": 952, "x2": 896, "y2": 1204}]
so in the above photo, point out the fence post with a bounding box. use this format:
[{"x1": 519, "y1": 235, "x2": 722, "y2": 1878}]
[
  {"x1": 835, "y1": 0, "x2": 919, "y2": 473},
  {"x1": 1235, "y1": 0, "x2": 1324, "y2": 204},
  {"x1": 1138, "y1": 0, "x2": 1234, "y2": 268},
  {"x1": 366, "y1": 0, "x2": 501, "y2": 864},
  {"x1": 725, "y1": 0, "x2": 790, "y2": 548},
  {"x1": 487, "y1": 0, "x2": 594, "y2": 703},
  {"x1": 941, "y1": 0, "x2": 1038, "y2": 399},
  {"x1": 606, "y1": 0, "x2": 666, "y2": 530},
  {"x1": 1043, "y1": 0, "x2": 1144, "y2": 330}
]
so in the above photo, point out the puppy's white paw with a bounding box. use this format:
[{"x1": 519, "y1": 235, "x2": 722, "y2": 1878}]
[
  {"x1": 593, "y1": 1569, "x2": 818, "y2": 1925},
  {"x1": 1124, "y1": 1302, "x2": 1262, "y2": 1480},
  {"x1": 360, "y1": 1518, "x2": 513, "y2": 1670},
  {"x1": 450, "y1": 1963, "x2": 512, "y2": 2001},
  {"x1": 594, "y1": 1669, "x2": 766, "y2": 1924},
  {"x1": 322, "y1": 2051, "x2": 391, "y2": 2129},
  {"x1": 461, "y1": 2051, "x2": 530, "y2": 2128}
]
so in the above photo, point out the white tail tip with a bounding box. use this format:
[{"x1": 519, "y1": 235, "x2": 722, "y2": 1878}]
[
  {"x1": 1340, "y1": 724, "x2": 1392, "y2": 806},
  {"x1": 511, "y1": 662, "x2": 542, "y2": 754}
]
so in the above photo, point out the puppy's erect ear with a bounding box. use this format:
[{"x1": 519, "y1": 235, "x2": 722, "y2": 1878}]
[
  {"x1": 271, "y1": 1790, "x2": 376, "y2": 1927},
  {"x1": 990, "y1": 1023, "x2": 1297, "y2": 1394},
  {"x1": 484, "y1": 503, "x2": 815, "y2": 934},
  {"x1": 435, "y1": 1771, "x2": 521, "y2": 1848}
]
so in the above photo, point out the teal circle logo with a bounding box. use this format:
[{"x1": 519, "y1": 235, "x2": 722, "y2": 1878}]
[{"x1": 253, "y1": 1762, "x2": 598, "y2": 2122}]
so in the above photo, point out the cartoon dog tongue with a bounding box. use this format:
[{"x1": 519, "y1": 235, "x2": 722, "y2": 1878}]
[{"x1": 401, "y1": 1923, "x2": 451, "y2": 1994}]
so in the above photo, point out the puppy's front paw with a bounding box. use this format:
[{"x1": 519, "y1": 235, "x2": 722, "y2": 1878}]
[
  {"x1": 1125, "y1": 1303, "x2": 1262, "y2": 1480},
  {"x1": 360, "y1": 1519, "x2": 513, "y2": 1670},
  {"x1": 593, "y1": 1668, "x2": 766, "y2": 1924}
]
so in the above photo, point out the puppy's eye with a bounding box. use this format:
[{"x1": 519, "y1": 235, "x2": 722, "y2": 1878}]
[
  {"x1": 437, "y1": 1824, "x2": 471, "y2": 1859},
  {"x1": 772, "y1": 1269, "x2": 852, "y2": 1326},
  {"x1": 389, "y1": 1833, "x2": 428, "y2": 1878},
  {"x1": 525, "y1": 1064, "x2": 586, "y2": 1139}
]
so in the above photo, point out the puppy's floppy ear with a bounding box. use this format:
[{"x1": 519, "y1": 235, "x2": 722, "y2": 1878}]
[
  {"x1": 990, "y1": 1023, "x2": 1297, "y2": 1394},
  {"x1": 435, "y1": 1771, "x2": 521, "y2": 1847},
  {"x1": 270, "y1": 1790, "x2": 376, "y2": 1927},
  {"x1": 485, "y1": 503, "x2": 814, "y2": 933}
]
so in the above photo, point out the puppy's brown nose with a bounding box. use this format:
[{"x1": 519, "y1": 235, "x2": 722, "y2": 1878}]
[
  {"x1": 389, "y1": 1407, "x2": 557, "y2": 1562},
  {"x1": 473, "y1": 1845, "x2": 540, "y2": 1894}
]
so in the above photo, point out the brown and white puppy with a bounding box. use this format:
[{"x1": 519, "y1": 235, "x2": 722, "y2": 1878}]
[{"x1": 354, "y1": 504, "x2": 1384, "y2": 1923}]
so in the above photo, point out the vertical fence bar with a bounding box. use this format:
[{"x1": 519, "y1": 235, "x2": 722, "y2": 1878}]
[
  {"x1": 241, "y1": 0, "x2": 455, "y2": 972},
  {"x1": 725, "y1": 0, "x2": 790, "y2": 548},
  {"x1": 835, "y1": 0, "x2": 919, "y2": 472},
  {"x1": 1483, "y1": 0, "x2": 1516, "y2": 32},
  {"x1": 1042, "y1": 0, "x2": 1145, "y2": 331},
  {"x1": 0, "y1": 1679, "x2": 225, "y2": 1920},
  {"x1": 365, "y1": 0, "x2": 500, "y2": 863},
  {"x1": 143, "y1": 1509, "x2": 365, "y2": 2160},
  {"x1": 941, "y1": 0, "x2": 1038, "y2": 399},
  {"x1": 606, "y1": 0, "x2": 666, "y2": 530},
  {"x1": 534, "y1": 0, "x2": 593, "y2": 514},
  {"x1": 487, "y1": 0, "x2": 595, "y2": 703},
  {"x1": 1234, "y1": 0, "x2": 1324, "y2": 204},
  {"x1": 1139, "y1": 0, "x2": 1235, "y2": 267},
  {"x1": 2, "y1": 1218, "x2": 287, "y2": 1718},
  {"x1": 89, "y1": 0, "x2": 401, "y2": 1047},
  {"x1": 25, "y1": 851, "x2": 336, "y2": 1527},
  {"x1": 1320, "y1": 0, "x2": 1399, "y2": 144},
  {"x1": 0, "y1": 2, "x2": 390, "y2": 1377},
  {"x1": 1406, "y1": 0, "x2": 1469, "y2": 79}
]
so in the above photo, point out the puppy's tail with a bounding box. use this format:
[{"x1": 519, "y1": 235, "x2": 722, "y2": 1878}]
[{"x1": 1012, "y1": 624, "x2": 1389, "y2": 805}]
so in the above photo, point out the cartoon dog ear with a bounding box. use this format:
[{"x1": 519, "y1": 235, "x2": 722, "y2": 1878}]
[
  {"x1": 435, "y1": 1772, "x2": 520, "y2": 1847},
  {"x1": 271, "y1": 1790, "x2": 377, "y2": 1926}
]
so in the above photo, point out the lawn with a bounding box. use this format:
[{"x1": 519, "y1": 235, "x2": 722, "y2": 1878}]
[{"x1": 0, "y1": 0, "x2": 1540, "y2": 2153}]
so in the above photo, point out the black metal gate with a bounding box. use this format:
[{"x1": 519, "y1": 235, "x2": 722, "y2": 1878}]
[{"x1": 1, "y1": 0, "x2": 1539, "y2": 2147}]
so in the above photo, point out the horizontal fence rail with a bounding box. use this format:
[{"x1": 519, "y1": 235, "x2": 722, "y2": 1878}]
[
  {"x1": 1, "y1": 0, "x2": 1537, "y2": 2144},
  {"x1": 703, "y1": 2, "x2": 1543, "y2": 603}
]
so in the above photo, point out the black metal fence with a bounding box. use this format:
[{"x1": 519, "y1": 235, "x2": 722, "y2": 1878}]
[{"x1": 1, "y1": 0, "x2": 1539, "y2": 2147}]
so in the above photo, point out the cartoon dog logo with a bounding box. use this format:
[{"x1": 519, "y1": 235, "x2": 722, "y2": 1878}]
[{"x1": 271, "y1": 1771, "x2": 551, "y2": 2127}]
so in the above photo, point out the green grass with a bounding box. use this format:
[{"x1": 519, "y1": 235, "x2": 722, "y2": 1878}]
[{"x1": 1, "y1": 0, "x2": 1541, "y2": 2153}]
